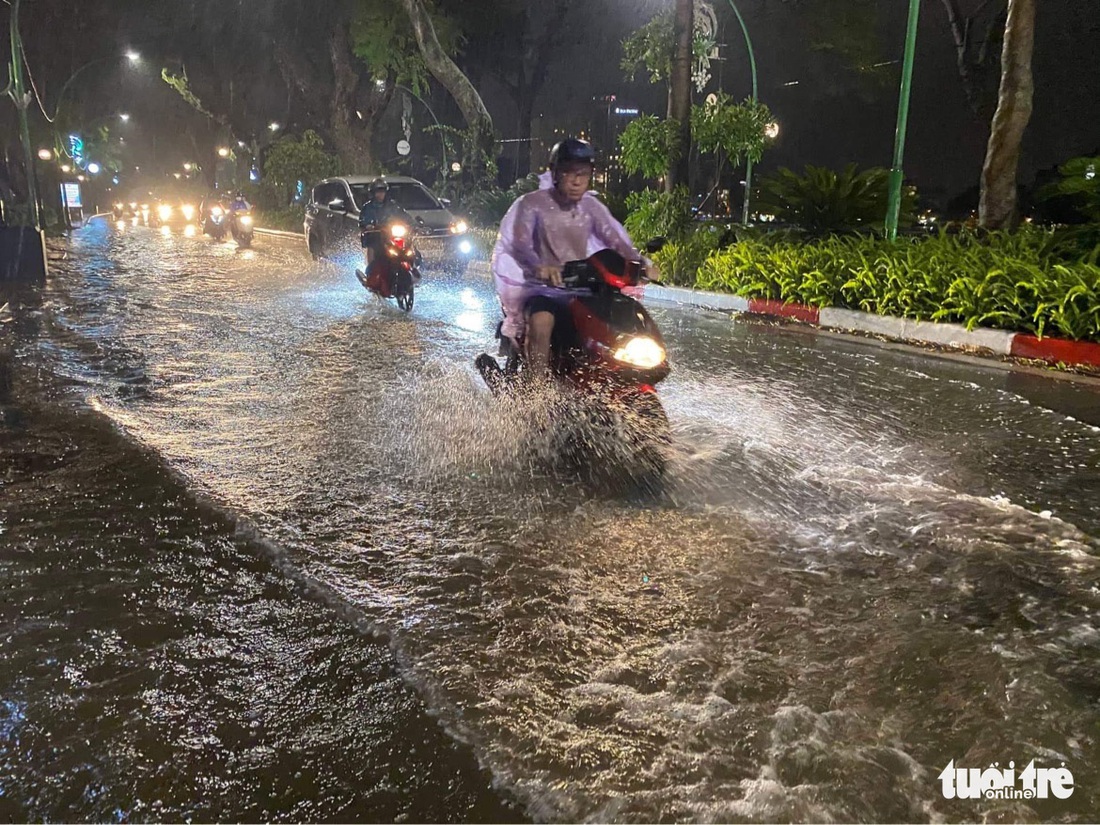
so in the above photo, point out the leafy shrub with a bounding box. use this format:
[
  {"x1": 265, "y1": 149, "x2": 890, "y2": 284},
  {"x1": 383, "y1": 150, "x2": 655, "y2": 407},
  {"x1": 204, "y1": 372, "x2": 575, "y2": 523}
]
[
  {"x1": 651, "y1": 225, "x2": 728, "y2": 286},
  {"x1": 693, "y1": 230, "x2": 1100, "y2": 342},
  {"x1": 462, "y1": 174, "x2": 541, "y2": 226},
  {"x1": 1038, "y1": 156, "x2": 1100, "y2": 223},
  {"x1": 624, "y1": 187, "x2": 693, "y2": 243},
  {"x1": 756, "y1": 164, "x2": 917, "y2": 233},
  {"x1": 263, "y1": 130, "x2": 338, "y2": 206}
]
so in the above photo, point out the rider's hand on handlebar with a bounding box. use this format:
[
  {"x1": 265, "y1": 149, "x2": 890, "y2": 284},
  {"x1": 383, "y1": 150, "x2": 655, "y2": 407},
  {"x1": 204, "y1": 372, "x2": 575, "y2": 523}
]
[{"x1": 536, "y1": 265, "x2": 564, "y2": 288}]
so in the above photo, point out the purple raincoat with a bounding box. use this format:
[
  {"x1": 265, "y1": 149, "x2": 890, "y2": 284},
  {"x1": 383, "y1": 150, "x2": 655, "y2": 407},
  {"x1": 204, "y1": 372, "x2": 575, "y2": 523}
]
[{"x1": 492, "y1": 173, "x2": 645, "y2": 342}]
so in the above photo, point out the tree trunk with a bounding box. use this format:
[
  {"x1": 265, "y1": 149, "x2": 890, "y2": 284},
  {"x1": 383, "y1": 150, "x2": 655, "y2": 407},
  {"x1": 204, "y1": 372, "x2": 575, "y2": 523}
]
[
  {"x1": 979, "y1": 0, "x2": 1035, "y2": 229},
  {"x1": 397, "y1": 0, "x2": 494, "y2": 175},
  {"x1": 327, "y1": 25, "x2": 375, "y2": 173},
  {"x1": 667, "y1": 0, "x2": 693, "y2": 192}
]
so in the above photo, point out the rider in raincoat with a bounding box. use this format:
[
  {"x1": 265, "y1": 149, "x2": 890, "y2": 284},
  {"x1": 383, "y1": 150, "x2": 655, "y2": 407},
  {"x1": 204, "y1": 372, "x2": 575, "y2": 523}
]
[{"x1": 491, "y1": 138, "x2": 652, "y2": 374}]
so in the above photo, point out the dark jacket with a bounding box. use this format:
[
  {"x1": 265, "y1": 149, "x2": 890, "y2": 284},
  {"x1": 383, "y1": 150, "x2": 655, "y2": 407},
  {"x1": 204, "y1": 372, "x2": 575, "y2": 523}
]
[{"x1": 358, "y1": 199, "x2": 410, "y2": 231}]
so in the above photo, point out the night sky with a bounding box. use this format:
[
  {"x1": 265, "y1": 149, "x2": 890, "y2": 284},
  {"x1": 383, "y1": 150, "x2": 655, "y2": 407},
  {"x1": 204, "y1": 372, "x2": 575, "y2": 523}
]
[{"x1": 6, "y1": 0, "x2": 1099, "y2": 204}]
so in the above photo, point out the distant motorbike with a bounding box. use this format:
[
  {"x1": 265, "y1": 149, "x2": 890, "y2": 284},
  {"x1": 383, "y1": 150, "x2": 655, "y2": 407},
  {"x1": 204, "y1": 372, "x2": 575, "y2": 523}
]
[
  {"x1": 356, "y1": 221, "x2": 422, "y2": 312},
  {"x1": 229, "y1": 208, "x2": 254, "y2": 248},
  {"x1": 475, "y1": 244, "x2": 670, "y2": 479},
  {"x1": 204, "y1": 204, "x2": 228, "y2": 241}
]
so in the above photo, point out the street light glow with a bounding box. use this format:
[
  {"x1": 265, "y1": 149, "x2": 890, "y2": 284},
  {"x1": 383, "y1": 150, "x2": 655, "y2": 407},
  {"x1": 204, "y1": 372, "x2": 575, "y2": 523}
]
[
  {"x1": 125, "y1": 50, "x2": 140, "y2": 62},
  {"x1": 183, "y1": 162, "x2": 193, "y2": 171},
  {"x1": 87, "y1": 162, "x2": 102, "y2": 174},
  {"x1": 61, "y1": 164, "x2": 72, "y2": 173},
  {"x1": 217, "y1": 147, "x2": 231, "y2": 158},
  {"x1": 765, "y1": 121, "x2": 780, "y2": 139},
  {"x1": 38, "y1": 149, "x2": 52, "y2": 161},
  {"x1": 119, "y1": 113, "x2": 131, "y2": 122},
  {"x1": 269, "y1": 122, "x2": 281, "y2": 132}
]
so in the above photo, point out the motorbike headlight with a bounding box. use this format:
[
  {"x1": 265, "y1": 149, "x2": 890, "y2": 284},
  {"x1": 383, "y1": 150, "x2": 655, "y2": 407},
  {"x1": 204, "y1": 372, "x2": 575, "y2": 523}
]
[
  {"x1": 115, "y1": 202, "x2": 123, "y2": 210},
  {"x1": 391, "y1": 223, "x2": 408, "y2": 239},
  {"x1": 450, "y1": 220, "x2": 468, "y2": 235},
  {"x1": 239, "y1": 215, "x2": 253, "y2": 226},
  {"x1": 181, "y1": 204, "x2": 195, "y2": 220},
  {"x1": 211, "y1": 206, "x2": 223, "y2": 217},
  {"x1": 129, "y1": 202, "x2": 138, "y2": 209},
  {"x1": 157, "y1": 204, "x2": 173, "y2": 220},
  {"x1": 613, "y1": 336, "x2": 665, "y2": 370},
  {"x1": 458, "y1": 240, "x2": 473, "y2": 255}
]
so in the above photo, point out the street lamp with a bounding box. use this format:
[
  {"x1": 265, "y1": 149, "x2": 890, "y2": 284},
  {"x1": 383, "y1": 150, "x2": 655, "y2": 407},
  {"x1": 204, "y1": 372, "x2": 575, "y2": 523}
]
[
  {"x1": 61, "y1": 164, "x2": 72, "y2": 173},
  {"x1": 183, "y1": 162, "x2": 193, "y2": 171},
  {"x1": 38, "y1": 148, "x2": 53, "y2": 161},
  {"x1": 119, "y1": 113, "x2": 130, "y2": 122},
  {"x1": 125, "y1": 50, "x2": 140, "y2": 62},
  {"x1": 885, "y1": 0, "x2": 923, "y2": 240},
  {"x1": 765, "y1": 121, "x2": 780, "y2": 139},
  {"x1": 269, "y1": 122, "x2": 281, "y2": 132},
  {"x1": 87, "y1": 162, "x2": 102, "y2": 175},
  {"x1": 217, "y1": 147, "x2": 231, "y2": 158}
]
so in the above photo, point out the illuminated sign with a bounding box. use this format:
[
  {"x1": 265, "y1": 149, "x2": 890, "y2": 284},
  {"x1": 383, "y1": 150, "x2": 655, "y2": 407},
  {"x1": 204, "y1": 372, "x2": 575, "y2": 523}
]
[
  {"x1": 68, "y1": 134, "x2": 84, "y2": 168},
  {"x1": 614, "y1": 107, "x2": 639, "y2": 116},
  {"x1": 61, "y1": 182, "x2": 82, "y2": 208}
]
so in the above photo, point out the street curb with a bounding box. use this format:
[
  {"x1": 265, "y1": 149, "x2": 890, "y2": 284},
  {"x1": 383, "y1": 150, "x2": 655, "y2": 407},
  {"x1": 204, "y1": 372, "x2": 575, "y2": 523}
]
[
  {"x1": 1010, "y1": 334, "x2": 1100, "y2": 369},
  {"x1": 256, "y1": 227, "x2": 306, "y2": 239},
  {"x1": 636, "y1": 280, "x2": 1095, "y2": 371}
]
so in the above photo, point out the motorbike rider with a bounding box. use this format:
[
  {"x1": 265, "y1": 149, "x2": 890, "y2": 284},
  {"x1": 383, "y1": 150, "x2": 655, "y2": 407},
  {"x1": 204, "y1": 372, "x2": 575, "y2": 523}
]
[
  {"x1": 228, "y1": 190, "x2": 251, "y2": 214},
  {"x1": 492, "y1": 138, "x2": 655, "y2": 379},
  {"x1": 358, "y1": 178, "x2": 412, "y2": 268}
]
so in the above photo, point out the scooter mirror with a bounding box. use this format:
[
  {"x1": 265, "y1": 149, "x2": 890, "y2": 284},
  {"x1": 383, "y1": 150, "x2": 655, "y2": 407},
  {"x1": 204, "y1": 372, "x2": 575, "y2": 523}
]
[{"x1": 645, "y1": 236, "x2": 667, "y2": 254}]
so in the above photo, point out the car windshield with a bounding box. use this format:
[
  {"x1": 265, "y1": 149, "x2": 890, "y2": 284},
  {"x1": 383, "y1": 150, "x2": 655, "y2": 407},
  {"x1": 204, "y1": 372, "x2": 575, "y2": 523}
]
[{"x1": 350, "y1": 182, "x2": 440, "y2": 211}]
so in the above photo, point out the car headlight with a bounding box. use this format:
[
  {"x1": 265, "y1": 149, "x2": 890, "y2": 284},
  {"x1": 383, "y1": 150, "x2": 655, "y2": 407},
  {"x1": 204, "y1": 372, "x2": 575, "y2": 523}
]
[
  {"x1": 451, "y1": 220, "x2": 468, "y2": 234},
  {"x1": 157, "y1": 204, "x2": 173, "y2": 220},
  {"x1": 391, "y1": 223, "x2": 408, "y2": 239},
  {"x1": 238, "y1": 215, "x2": 253, "y2": 226},
  {"x1": 181, "y1": 204, "x2": 195, "y2": 220},
  {"x1": 612, "y1": 336, "x2": 666, "y2": 369}
]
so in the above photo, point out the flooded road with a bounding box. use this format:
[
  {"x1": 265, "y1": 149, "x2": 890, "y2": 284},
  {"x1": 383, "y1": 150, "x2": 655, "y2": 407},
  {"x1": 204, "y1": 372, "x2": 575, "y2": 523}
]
[{"x1": 6, "y1": 220, "x2": 1100, "y2": 822}]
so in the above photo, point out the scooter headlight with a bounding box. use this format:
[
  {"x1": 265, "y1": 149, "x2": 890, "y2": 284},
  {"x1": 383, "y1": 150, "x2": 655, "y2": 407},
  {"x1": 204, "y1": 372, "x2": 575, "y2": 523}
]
[
  {"x1": 391, "y1": 223, "x2": 408, "y2": 239},
  {"x1": 450, "y1": 220, "x2": 468, "y2": 235},
  {"x1": 613, "y1": 336, "x2": 665, "y2": 370},
  {"x1": 181, "y1": 204, "x2": 195, "y2": 221},
  {"x1": 157, "y1": 204, "x2": 173, "y2": 220},
  {"x1": 211, "y1": 206, "x2": 223, "y2": 217},
  {"x1": 238, "y1": 214, "x2": 253, "y2": 226},
  {"x1": 458, "y1": 240, "x2": 473, "y2": 255}
]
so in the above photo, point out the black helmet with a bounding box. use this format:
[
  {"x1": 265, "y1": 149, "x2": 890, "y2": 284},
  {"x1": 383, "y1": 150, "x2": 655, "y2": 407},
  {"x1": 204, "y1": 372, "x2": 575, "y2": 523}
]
[
  {"x1": 370, "y1": 178, "x2": 389, "y2": 192},
  {"x1": 549, "y1": 138, "x2": 596, "y2": 170}
]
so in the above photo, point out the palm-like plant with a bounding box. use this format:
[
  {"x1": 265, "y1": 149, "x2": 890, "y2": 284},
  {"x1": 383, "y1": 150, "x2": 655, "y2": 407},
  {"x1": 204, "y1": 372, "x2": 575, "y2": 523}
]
[{"x1": 756, "y1": 164, "x2": 917, "y2": 233}]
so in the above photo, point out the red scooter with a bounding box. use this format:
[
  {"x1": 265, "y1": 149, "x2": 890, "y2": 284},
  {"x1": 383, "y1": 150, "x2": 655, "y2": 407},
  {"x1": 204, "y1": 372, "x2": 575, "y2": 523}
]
[
  {"x1": 356, "y1": 222, "x2": 422, "y2": 312},
  {"x1": 475, "y1": 245, "x2": 670, "y2": 479}
]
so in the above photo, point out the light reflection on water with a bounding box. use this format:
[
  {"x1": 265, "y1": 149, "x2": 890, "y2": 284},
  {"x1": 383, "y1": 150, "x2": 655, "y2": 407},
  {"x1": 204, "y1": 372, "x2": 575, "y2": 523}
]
[{"x1": 19, "y1": 224, "x2": 1100, "y2": 822}]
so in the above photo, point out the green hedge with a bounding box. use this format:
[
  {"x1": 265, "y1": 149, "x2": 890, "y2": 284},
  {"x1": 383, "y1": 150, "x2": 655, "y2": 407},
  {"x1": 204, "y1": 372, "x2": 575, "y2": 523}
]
[
  {"x1": 658, "y1": 231, "x2": 1100, "y2": 342},
  {"x1": 255, "y1": 206, "x2": 306, "y2": 233}
]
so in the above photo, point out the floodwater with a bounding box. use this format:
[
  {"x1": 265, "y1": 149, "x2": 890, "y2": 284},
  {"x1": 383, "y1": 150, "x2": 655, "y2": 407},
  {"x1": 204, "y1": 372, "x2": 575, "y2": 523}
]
[{"x1": 4, "y1": 219, "x2": 1099, "y2": 822}]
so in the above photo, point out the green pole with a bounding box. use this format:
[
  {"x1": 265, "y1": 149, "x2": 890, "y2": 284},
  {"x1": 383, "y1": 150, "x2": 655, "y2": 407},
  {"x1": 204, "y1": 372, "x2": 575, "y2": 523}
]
[
  {"x1": 885, "y1": 0, "x2": 922, "y2": 240},
  {"x1": 724, "y1": 0, "x2": 758, "y2": 224},
  {"x1": 8, "y1": 0, "x2": 41, "y2": 229}
]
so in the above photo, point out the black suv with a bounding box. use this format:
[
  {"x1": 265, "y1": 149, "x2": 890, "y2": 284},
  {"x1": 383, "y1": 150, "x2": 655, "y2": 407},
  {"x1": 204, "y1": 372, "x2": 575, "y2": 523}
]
[{"x1": 303, "y1": 175, "x2": 472, "y2": 261}]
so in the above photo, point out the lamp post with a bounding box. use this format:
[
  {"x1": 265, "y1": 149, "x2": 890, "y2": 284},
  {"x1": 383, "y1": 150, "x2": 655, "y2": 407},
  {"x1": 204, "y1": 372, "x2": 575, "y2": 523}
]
[
  {"x1": 885, "y1": 0, "x2": 922, "y2": 240},
  {"x1": 391, "y1": 83, "x2": 449, "y2": 178},
  {"x1": 722, "y1": 0, "x2": 760, "y2": 224}
]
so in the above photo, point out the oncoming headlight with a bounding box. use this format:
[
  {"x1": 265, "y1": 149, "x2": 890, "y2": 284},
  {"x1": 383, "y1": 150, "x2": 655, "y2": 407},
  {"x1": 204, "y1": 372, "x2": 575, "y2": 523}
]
[
  {"x1": 181, "y1": 204, "x2": 196, "y2": 221},
  {"x1": 458, "y1": 240, "x2": 473, "y2": 255},
  {"x1": 238, "y1": 214, "x2": 253, "y2": 226},
  {"x1": 613, "y1": 336, "x2": 665, "y2": 369},
  {"x1": 157, "y1": 204, "x2": 173, "y2": 220},
  {"x1": 390, "y1": 223, "x2": 408, "y2": 239},
  {"x1": 451, "y1": 220, "x2": 468, "y2": 234}
]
